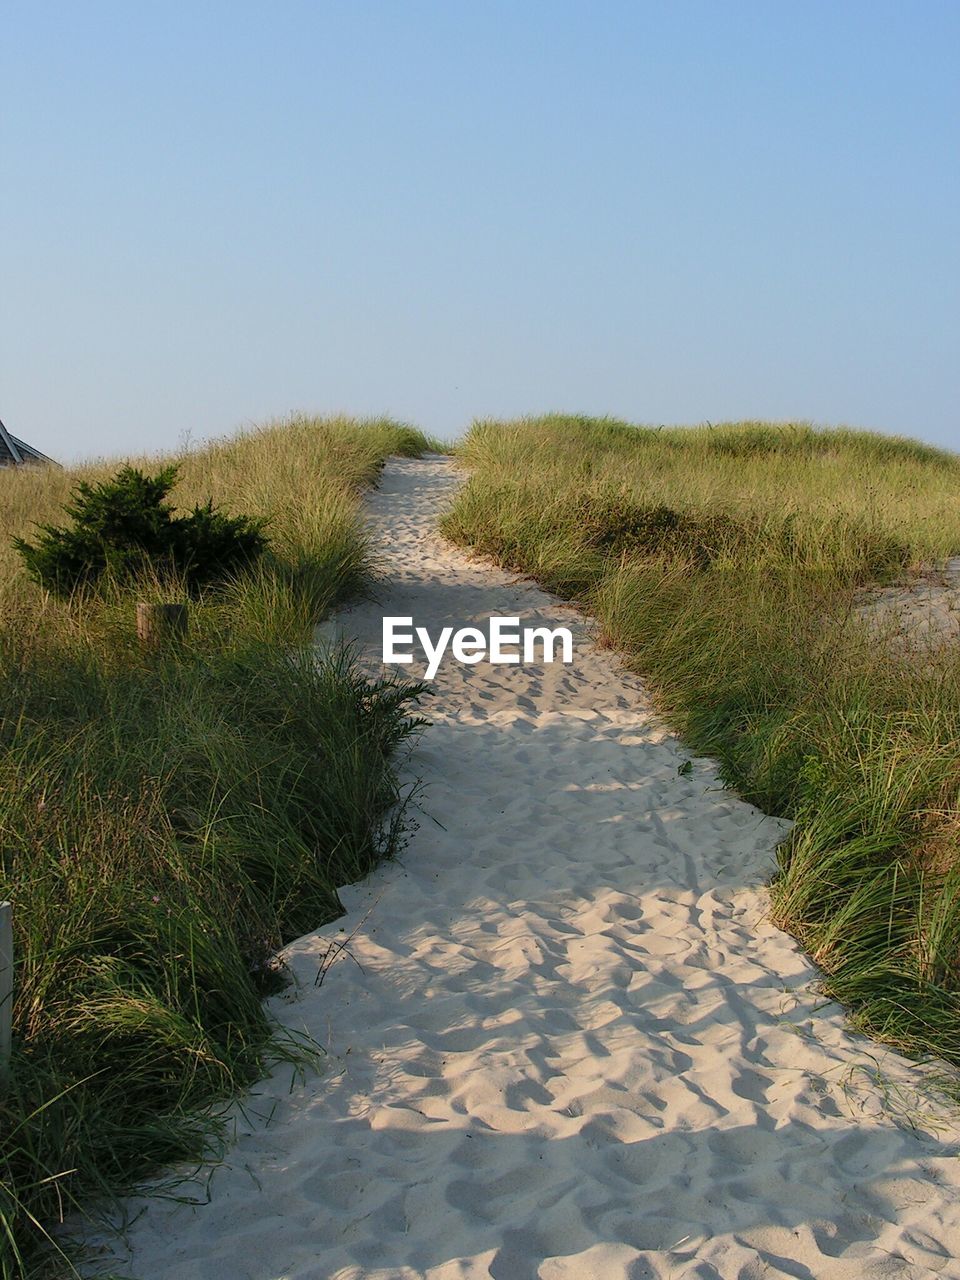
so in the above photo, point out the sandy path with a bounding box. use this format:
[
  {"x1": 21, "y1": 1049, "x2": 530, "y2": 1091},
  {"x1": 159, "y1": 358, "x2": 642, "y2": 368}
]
[{"x1": 85, "y1": 457, "x2": 960, "y2": 1280}]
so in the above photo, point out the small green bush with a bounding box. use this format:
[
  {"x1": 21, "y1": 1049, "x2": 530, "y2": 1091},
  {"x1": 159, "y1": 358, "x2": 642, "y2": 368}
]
[
  {"x1": 13, "y1": 465, "x2": 267, "y2": 595},
  {"x1": 572, "y1": 493, "x2": 755, "y2": 568},
  {"x1": 569, "y1": 492, "x2": 910, "y2": 580}
]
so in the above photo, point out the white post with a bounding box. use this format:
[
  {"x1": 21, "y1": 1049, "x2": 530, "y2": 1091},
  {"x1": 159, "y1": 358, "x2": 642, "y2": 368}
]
[{"x1": 0, "y1": 901, "x2": 12, "y2": 1073}]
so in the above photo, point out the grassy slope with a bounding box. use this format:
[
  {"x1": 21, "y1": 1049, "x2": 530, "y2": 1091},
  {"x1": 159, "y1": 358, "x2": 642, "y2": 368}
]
[
  {"x1": 442, "y1": 415, "x2": 960, "y2": 1079},
  {"x1": 0, "y1": 416, "x2": 430, "y2": 1277}
]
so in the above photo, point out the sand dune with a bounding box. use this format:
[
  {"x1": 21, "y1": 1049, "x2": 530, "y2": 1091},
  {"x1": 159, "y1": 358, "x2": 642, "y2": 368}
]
[{"x1": 81, "y1": 456, "x2": 960, "y2": 1279}]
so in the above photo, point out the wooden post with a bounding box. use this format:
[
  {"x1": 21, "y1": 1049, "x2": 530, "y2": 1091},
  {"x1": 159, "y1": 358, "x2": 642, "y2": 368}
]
[
  {"x1": 136, "y1": 602, "x2": 188, "y2": 646},
  {"x1": 0, "y1": 901, "x2": 12, "y2": 1074}
]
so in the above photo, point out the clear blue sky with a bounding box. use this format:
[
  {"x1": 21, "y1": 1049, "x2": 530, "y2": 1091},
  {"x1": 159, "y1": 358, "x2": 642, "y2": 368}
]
[{"x1": 3, "y1": 1, "x2": 958, "y2": 461}]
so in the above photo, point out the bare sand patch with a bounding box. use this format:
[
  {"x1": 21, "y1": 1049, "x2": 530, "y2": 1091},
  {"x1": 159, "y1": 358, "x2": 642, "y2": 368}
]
[{"x1": 857, "y1": 557, "x2": 960, "y2": 653}]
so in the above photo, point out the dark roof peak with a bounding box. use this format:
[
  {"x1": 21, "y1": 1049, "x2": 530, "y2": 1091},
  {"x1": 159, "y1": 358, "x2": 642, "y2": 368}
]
[{"x1": 0, "y1": 418, "x2": 57, "y2": 467}]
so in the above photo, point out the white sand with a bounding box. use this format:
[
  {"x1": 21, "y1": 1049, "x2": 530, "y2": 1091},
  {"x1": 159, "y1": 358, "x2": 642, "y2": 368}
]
[{"x1": 82, "y1": 457, "x2": 960, "y2": 1279}]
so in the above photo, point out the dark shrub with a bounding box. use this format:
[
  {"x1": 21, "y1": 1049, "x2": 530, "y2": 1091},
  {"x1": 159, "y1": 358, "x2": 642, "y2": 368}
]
[
  {"x1": 573, "y1": 493, "x2": 754, "y2": 567},
  {"x1": 13, "y1": 465, "x2": 267, "y2": 595},
  {"x1": 170, "y1": 499, "x2": 268, "y2": 587}
]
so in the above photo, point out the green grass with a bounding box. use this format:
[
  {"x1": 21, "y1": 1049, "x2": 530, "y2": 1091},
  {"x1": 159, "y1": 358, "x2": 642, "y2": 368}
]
[
  {"x1": 442, "y1": 414, "x2": 960, "y2": 1079},
  {"x1": 0, "y1": 415, "x2": 431, "y2": 1277}
]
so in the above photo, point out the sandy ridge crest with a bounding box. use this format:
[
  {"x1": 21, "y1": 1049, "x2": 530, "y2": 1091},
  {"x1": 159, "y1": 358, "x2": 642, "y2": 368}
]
[{"x1": 83, "y1": 456, "x2": 960, "y2": 1280}]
